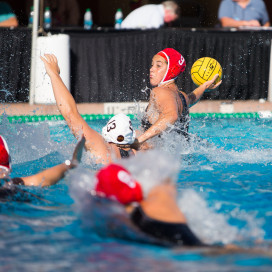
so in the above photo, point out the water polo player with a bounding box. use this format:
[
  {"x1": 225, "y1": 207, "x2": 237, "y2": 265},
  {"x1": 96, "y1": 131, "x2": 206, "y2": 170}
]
[
  {"x1": 41, "y1": 54, "x2": 136, "y2": 165},
  {"x1": 128, "y1": 48, "x2": 222, "y2": 150},
  {"x1": 91, "y1": 162, "x2": 205, "y2": 247},
  {"x1": 0, "y1": 135, "x2": 83, "y2": 200}
]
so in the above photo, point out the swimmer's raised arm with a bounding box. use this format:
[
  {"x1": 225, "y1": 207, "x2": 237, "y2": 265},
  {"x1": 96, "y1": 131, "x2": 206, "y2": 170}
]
[
  {"x1": 40, "y1": 54, "x2": 112, "y2": 164},
  {"x1": 187, "y1": 74, "x2": 222, "y2": 107},
  {"x1": 21, "y1": 136, "x2": 86, "y2": 187},
  {"x1": 40, "y1": 54, "x2": 82, "y2": 130}
]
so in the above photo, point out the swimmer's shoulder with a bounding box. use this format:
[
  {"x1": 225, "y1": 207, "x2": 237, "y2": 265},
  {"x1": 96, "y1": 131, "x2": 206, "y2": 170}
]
[
  {"x1": 151, "y1": 86, "x2": 163, "y2": 94},
  {"x1": 152, "y1": 86, "x2": 173, "y2": 98}
]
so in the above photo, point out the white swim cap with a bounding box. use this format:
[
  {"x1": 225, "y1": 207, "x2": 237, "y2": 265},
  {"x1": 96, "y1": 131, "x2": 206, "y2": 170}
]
[{"x1": 102, "y1": 113, "x2": 136, "y2": 145}]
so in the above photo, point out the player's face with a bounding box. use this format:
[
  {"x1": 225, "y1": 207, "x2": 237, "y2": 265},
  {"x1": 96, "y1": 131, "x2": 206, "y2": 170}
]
[{"x1": 149, "y1": 55, "x2": 168, "y2": 86}]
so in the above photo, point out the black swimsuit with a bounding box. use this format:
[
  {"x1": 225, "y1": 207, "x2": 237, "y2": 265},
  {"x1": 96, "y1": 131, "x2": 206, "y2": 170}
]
[
  {"x1": 130, "y1": 205, "x2": 204, "y2": 247},
  {"x1": 141, "y1": 92, "x2": 190, "y2": 139},
  {"x1": 119, "y1": 148, "x2": 134, "y2": 158}
]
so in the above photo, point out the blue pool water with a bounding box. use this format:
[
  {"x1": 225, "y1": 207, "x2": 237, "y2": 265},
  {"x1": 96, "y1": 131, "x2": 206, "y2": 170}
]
[{"x1": 0, "y1": 116, "x2": 272, "y2": 271}]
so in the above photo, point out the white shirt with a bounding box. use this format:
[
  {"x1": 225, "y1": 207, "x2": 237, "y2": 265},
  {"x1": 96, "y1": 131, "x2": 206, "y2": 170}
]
[{"x1": 121, "y1": 4, "x2": 165, "y2": 29}]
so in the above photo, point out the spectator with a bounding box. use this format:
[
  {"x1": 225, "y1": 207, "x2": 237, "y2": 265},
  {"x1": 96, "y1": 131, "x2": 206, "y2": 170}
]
[
  {"x1": 121, "y1": 1, "x2": 180, "y2": 29},
  {"x1": 0, "y1": 1, "x2": 18, "y2": 27},
  {"x1": 218, "y1": 0, "x2": 270, "y2": 27},
  {"x1": 26, "y1": 0, "x2": 80, "y2": 27}
]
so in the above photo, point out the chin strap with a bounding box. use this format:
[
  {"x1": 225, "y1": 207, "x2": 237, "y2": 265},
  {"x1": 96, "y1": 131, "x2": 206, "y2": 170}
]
[{"x1": 158, "y1": 78, "x2": 175, "y2": 87}]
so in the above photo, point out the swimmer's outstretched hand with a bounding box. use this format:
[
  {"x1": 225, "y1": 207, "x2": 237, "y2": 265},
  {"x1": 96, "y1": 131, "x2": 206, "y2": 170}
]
[
  {"x1": 72, "y1": 136, "x2": 86, "y2": 164},
  {"x1": 40, "y1": 54, "x2": 60, "y2": 77},
  {"x1": 65, "y1": 136, "x2": 86, "y2": 169},
  {"x1": 204, "y1": 74, "x2": 222, "y2": 92}
]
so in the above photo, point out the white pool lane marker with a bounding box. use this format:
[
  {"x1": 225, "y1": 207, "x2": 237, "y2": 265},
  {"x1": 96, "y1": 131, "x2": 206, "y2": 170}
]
[
  {"x1": 220, "y1": 103, "x2": 234, "y2": 113},
  {"x1": 104, "y1": 102, "x2": 148, "y2": 115},
  {"x1": 258, "y1": 111, "x2": 272, "y2": 118}
]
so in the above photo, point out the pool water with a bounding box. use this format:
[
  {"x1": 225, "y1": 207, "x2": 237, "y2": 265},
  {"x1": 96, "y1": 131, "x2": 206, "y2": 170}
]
[{"x1": 1, "y1": 116, "x2": 272, "y2": 271}]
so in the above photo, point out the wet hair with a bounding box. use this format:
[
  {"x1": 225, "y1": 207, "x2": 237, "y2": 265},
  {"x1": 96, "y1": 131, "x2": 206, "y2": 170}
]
[{"x1": 162, "y1": 1, "x2": 180, "y2": 16}]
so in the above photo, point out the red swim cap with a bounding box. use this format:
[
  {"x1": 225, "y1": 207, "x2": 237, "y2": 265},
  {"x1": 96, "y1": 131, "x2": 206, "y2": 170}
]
[
  {"x1": 157, "y1": 48, "x2": 186, "y2": 85},
  {"x1": 95, "y1": 164, "x2": 143, "y2": 205},
  {"x1": 0, "y1": 135, "x2": 10, "y2": 171}
]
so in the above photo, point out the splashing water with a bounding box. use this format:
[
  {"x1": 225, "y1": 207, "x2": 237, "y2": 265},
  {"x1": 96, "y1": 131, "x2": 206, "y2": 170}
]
[
  {"x1": 1, "y1": 115, "x2": 272, "y2": 271},
  {"x1": 0, "y1": 89, "x2": 12, "y2": 100}
]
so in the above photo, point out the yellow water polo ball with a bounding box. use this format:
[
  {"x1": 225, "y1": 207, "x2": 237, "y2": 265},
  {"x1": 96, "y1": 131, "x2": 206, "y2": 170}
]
[{"x1": 191, "y1": 57, "x2": 222, "y2": 86}]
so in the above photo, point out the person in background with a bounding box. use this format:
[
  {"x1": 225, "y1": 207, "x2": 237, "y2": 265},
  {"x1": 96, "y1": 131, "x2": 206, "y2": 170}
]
[
  {"x1": 0, "y1": 1, "x2": 18, "y2": 27},
  {"x1": 121, "y1": 1, "x2": 180, "y2": 29},
  {"x1": 26, "y1": 0, "x2": 80, "y2": 27},
  {"x1": 218, "y1": 0, "x2": 270, "y2": 27}
]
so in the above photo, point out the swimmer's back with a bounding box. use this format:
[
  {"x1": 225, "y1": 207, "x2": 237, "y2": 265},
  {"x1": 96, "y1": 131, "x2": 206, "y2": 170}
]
[
  {"x1": 130, "y1": 205, "x2": 204, "y2": 246},
  {"x1": 128, "y1": 183, "x2": 204, "y2": 246}
]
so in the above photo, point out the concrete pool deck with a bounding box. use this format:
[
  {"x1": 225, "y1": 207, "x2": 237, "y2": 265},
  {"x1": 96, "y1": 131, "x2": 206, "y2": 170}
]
[{"x1": 1, "y1": 100, "x2": 272, "y2": 116}]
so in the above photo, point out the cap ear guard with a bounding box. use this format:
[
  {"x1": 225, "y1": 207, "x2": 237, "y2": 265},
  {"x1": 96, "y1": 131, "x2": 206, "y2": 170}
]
[
  {"x1": 0, "y1": 135, "x2": 11, "y2": 171},
  {"x1": 117, "y1": 135, "x2": 125, "y2": 142},
  {"x1": 157, "y1": 48, "x2": 186, "y2": 85}
]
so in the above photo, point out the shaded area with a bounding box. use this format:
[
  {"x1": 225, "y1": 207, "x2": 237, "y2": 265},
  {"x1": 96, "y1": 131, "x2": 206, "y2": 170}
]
[
  {"x1": 69, "y1": 28, "x2": 271, "y2": 102},
  {"x1": 0, "y1": 28, "x2": 271, "y2": 102},
  {"x1": 0, "y1": 28, "x2": 31, "y2": 102}
]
